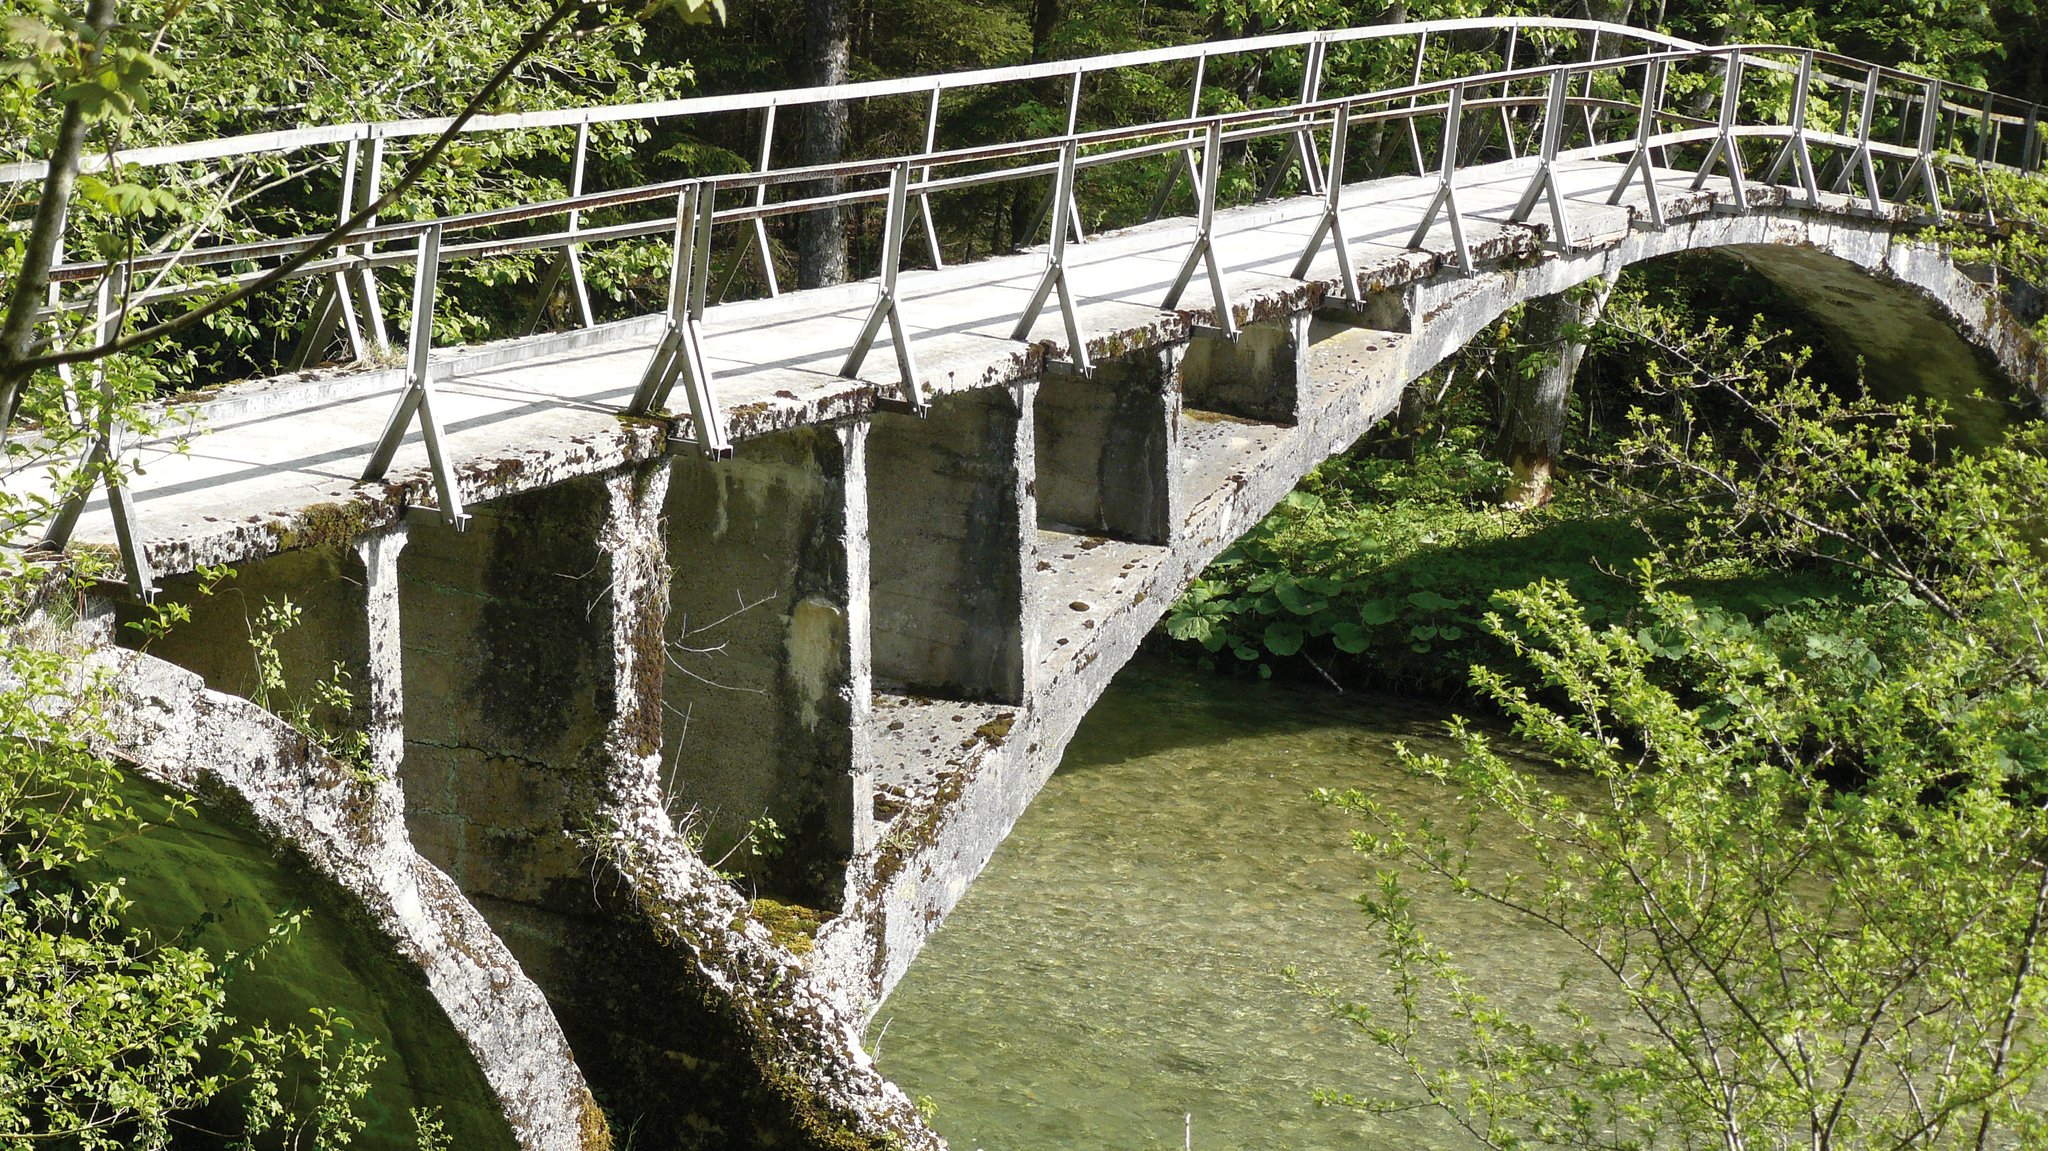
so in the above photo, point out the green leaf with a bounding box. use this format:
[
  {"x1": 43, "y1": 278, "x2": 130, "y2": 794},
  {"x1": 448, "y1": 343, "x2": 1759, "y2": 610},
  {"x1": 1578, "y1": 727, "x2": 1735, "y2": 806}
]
[{"x1": 1264, "y1": 620, "x2": 1304, "y2": 656}]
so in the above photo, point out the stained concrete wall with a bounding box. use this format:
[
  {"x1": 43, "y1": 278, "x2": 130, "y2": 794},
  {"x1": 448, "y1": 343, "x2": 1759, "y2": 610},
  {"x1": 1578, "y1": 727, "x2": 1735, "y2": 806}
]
[
  {"x1": 394, "y1": 476, "x2": 623, "y2": 1018},
  {"x1": 114, "y1": 542, "x2": 372, "y2": 740},
  {"x1": 1033, "y1": 351, "x2": 1181, "y2": 544},
  {"x1": 1180, "y1": 314, "x2": 1307, "y2": 424},
  {"x1": 662, "y1": 426, "x2": 868, "y2": 905},
  {"x1": 866, "y1": 385, "x2": 1037, "y2": 703}
]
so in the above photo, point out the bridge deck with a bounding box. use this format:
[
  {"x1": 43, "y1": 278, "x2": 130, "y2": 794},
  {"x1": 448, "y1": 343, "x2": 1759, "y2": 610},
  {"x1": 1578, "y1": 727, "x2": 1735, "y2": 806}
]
[{"x1": 56, "y1": 155, "x2": 1734, "y2": 576}]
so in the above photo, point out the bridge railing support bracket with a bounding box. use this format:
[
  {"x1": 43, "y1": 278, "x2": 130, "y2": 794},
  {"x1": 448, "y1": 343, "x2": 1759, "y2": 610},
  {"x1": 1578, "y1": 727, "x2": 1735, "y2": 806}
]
[
  {"x1": 1012, "y1": 141, "x2": 1095, "y2": 378},
  {"x1": 1163, "y1": 121, "x2": 1239, "y2": 339},
  {"x1": 629, "y1": 182, "x2": 734, "y2": 456},
  {"x1": 841, "y1": 162, "x2": 930, "y2": 413},
  {"x1": 361, "y1": 224, "x2": 471, "y2": 531}
]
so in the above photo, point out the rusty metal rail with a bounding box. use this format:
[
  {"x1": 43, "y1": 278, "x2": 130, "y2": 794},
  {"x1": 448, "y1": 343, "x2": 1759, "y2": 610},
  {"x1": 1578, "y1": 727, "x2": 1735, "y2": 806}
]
[{"x1": 10, "y1": 17, "x2": 2042, "y2": 599}]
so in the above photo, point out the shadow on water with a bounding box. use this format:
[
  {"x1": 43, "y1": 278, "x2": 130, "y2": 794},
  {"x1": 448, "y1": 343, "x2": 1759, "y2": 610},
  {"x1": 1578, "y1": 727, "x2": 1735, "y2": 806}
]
[{"x1": 73, "y1": 776, "x2": 515, "y2": 1151}]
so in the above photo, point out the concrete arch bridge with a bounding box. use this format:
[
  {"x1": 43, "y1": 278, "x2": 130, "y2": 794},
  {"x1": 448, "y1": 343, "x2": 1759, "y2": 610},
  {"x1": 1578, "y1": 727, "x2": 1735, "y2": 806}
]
[{"x1": 9, "y1": 16, "x2": 2047, "y2": 1151}]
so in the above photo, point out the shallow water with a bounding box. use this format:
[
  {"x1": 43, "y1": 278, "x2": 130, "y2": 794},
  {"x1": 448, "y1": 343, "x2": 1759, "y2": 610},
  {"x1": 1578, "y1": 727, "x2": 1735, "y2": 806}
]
[{"x1": 871, "y1": 657, "x2": 1602, "y2": 1151}]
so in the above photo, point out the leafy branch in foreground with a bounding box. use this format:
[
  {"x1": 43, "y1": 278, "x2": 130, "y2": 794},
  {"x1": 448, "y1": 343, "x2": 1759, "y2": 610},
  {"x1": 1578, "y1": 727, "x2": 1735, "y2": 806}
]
[
  {"x1": 1316, "y1": 364, "x2": 2048, "y2": 1150},
  {"x1": 1320, "y1": 575, "x2": 2048, "y2": 1151}
]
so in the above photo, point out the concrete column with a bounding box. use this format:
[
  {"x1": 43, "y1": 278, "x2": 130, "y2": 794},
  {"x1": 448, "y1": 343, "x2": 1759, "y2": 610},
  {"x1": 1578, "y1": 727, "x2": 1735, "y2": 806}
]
[
  {"x1": 1500, "y1": 272, "x2": 1618, "y2": 507},
  {"x1": 661, "y1": 426, "x2": 867, "y2": 906},
  {"x1": 355, "y1": 524, "x2": 408, "y2": 779},
  {"x1": 1179, "y1": 312, "x2": 1308, "y2": 424},
  {"x1": 865, "y1": 383, "x2": 1036, "y2": 703},
  {"x1": 1033, "y1": 350, "x2": 1182, "y2": 545},
  {"x1": 395, "y1": 475, "x2": 615, "y2": 992},
  {"x1": 601, "y1": 465, "x2": 671, "y2": 781}
]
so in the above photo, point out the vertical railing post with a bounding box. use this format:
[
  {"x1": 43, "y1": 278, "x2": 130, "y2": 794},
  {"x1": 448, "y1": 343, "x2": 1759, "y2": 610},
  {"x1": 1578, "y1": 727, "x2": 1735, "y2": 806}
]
[
  {"x1": 1011, "y1": 139, "x2": 1092, "y2": 375},
  {"x1": 1263, "y1": 35, "x2": 1328, "y2": 199},
  {"x1": 1063, "y1": 67, "x2": 1086, "y2": 242},
  {"x1": 1607, "y1": 56, "x2": 1668, "y2": 228},
  {"x1": 353, "y1": 134, "x2": 393, "y2": 354},
  {"x1": 1579, "y1": 27, "x2": 1603, "y2": 137},
  {"x1": 1764, "y1": 50, "x2": 1822, "y2": 202},
  {"x1": 1900, "y1": 77, "x2": 1944, "y2": 217},
  {"x1": 841, "y1": 162, "x2": 928, "y2": 409},
  {"x1": 917, "y1": 85, "x2": 946, "y2": 267},
  {"x1": 1692, "y1": 48, "x2": 1750, "y2": 210},
  {"x1": 288, "y1": 137, "x2": 372, "y2": 368},
  {"x1": 1294, "y1": 100, "x2": 1362, "y2": 294},
  {"x1": 1499, "y1": 25, "x2": 1522, "y2": 160},
  {"x1": 753, "y1": 105, "x2": 782, "y2": 295},
  {"x1": 1407, "y1": 83, "x2": 1473, "y2": 273},
  {"x1": 2024, "y1": 104, "x2": 2042, "y2": 172},
  {"x1": 1162, "y1": 119, "x2": 1237, "y2": 339},
  {"x1": 1830, "y1": 65, "x2": 1885, "y2": 211},
  {"x1": 1510, "y1": 68, "x2": 1574, "y2": 251},
  {"x1": 522, "y1": 119, "x2": 598, "y2": 331},
  {"x1": 40, "y1": 273, "x2": 156, "y2": 600},
  {"x1": 362, "y1": 224, "x2": 468, "y2": 527},
  {"x1": 1976, "y1": 89, "x2": 1996, "y2": 164},
  {"x1": 1406, "y1": 29, "x2": 1431, "y2": 175},
  {"x1": 629, "y1": 183, "x2": 731, "y2": 453}
]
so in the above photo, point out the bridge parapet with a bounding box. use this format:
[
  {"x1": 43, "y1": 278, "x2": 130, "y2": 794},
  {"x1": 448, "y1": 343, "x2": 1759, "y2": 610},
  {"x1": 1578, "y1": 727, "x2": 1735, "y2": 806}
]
[{"x1": 13, "y1": 18, "x2": 2046, "y2": 597}]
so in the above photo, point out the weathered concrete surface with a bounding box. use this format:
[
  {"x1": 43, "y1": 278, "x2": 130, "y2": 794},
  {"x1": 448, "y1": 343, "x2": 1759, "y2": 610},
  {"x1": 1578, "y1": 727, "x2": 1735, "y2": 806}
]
[
  {"x1": 14, "y1": 600, "x2": 602, "y2": 1151},
  {"x1": 663, "y1": 428, "x2": 867, "y2": 905},
  {"x1": 866, "y1": 385, "x2": 1037, "y2": 703},
  {"x1": 815, "y1": 182, "x2": 2048, "y2": 1014}
]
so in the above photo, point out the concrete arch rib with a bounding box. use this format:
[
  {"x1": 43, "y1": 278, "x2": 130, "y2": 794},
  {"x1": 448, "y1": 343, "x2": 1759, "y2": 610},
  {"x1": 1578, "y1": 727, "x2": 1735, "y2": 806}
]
[
  {"x1": 56, "y1": 608, "x2": 601, "y2": 1151},
  {"x1": 826, "y1": 181, "x2": 2048, "y2": 1017}
]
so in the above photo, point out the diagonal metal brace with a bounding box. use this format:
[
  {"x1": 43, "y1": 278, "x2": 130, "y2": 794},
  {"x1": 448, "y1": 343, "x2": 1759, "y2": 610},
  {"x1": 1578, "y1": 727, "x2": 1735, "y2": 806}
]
[
  {"x1": 1294, "y1": 101, "x2": 1362, "y2": 294},
  {"x1": 39, "y1": 280, "x2": 157, "y2": 601},
  {"x1": 1011, "y1": 140, "x2": 1093, "y2": 376},
  {"x1": 841, "y1": 162, "x2": 928, "y2": 411},
  {"x1": 362, "y1": 224, "x2": 470, "y2": 528},
  {"x1": 1163, "y1": 121, "x2": 1237, "y2": 339},
  {"x1": 1407, "y1": 83, "x2": 1475, "y2": 274},
  {"x1": 629, "y1": 182, "x2": 732, "y2": 455}
]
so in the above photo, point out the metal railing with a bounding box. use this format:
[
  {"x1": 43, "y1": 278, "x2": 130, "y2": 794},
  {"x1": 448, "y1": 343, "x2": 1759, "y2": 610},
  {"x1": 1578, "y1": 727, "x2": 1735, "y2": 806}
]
[{"x1": 10, "y1": 17, "x2": 2042, "y2": 599}]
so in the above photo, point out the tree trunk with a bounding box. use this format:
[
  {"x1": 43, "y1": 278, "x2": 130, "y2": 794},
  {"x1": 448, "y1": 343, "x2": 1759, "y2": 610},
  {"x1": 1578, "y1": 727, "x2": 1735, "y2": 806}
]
[
  {"x1": 1497, "y1": 272, "x2": 1618, "y2": 508},
  {"x1": 1007, "y1": 0, "x2": 1063, "y2": 248},
  {"x1": 797, "y1": 0, "x2": 851, "y2": 290},
  {"x1": 0, "y1": 0, "x2": 118, "y2": 443}
]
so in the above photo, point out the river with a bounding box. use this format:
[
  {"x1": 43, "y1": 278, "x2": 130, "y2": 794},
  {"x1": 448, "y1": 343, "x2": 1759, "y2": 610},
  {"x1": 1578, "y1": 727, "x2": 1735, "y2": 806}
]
[{"x1": 871, "y1": 655, "x2": 1602, "y2": 1151}]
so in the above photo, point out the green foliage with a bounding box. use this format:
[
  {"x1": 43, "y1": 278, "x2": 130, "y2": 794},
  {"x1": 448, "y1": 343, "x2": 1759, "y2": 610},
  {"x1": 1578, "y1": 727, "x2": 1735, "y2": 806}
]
[
  {"x1": 1318, "y1": 574, "x2": 2048, "y2": 1150},
  {"x1": 1311, "y1": 316, "x2": 2048, "y2": 1147}
]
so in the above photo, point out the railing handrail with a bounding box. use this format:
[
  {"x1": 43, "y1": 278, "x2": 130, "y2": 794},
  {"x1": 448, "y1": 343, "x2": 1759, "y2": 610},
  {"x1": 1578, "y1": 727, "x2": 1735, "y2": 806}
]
[{"x1": 22, "y1": 16, "x2": 2043, "y2": 601}]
